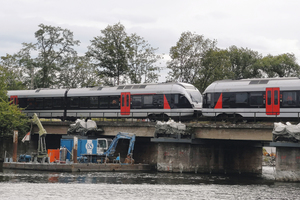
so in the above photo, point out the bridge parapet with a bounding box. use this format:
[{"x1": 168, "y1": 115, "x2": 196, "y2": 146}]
[{"x1": 33, "y1": 121, "x2": 274, "y2": 142}]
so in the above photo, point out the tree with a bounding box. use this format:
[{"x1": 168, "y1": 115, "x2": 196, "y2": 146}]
[
  {"x1": 34, "y1": 24, "x2": 80, "y2": 88},
  {"x1": 15, "y1": 43, "x2": 37, "y2": 89},
  {"x1": 227, "y1": 46, "x2": 262, "y2": 79},
  {"x1": 0, "y1": 57, "x2": 26, "y2": 90},
  {"x1": 0, "y1": 67, "x2": 29, "y2": 137},
  {"x1": 87, "y1": 22, "x2": 161, "y2": 85},
  {"x1": 87, "y1": 23, "x2": 129, "y2": 86},
  {"x1": 196, "y1": 48, "x2": 232, "y2": 92},
  {"x1": 127, "y1": 33, "x2": 162, "y2": 83},
  {"x1": 167, "y1": 32, "x2": 217, "y2": 84},
  {"x1": 260, "y1": 53, "x2": 300, "y2": 77},
  {"x1": 58, "y1": 56, "x2": 103, "y2": 88}
]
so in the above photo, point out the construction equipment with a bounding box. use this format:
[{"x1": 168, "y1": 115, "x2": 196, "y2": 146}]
[
  {"x1": 99, "y1": 132, "x2": 135, "y2": 163},
  {"x1": 32, "y1": 113, "x2": 48, "y2": 161},
  {"x1": 61, "y1": 132, "x2": 136, "y2": 164}
]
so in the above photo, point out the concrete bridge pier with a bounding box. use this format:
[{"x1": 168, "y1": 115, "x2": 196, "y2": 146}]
[
  {"x1": 155, "y1": 141, "x2": 262, "y2": 174},
  {"x1": 273, "y1": 144, "x2": 300, "y2": 181}
]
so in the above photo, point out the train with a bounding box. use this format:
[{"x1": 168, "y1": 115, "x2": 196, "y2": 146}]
[
  {"x1": 202, "y1": 77, "x2": 300, "y2": 120},
  {"x1": 8, "y1": 82, "x2": 202, "y2": 121}
]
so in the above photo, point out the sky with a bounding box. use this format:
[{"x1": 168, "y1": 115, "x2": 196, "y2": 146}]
[{"x1": 1, "y1": 0, "x2": 300, "y2": 82}]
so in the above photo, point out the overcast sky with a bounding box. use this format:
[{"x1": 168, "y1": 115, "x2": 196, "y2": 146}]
[{"x1": 1, "y1": 0, "x2": 299, "y2": 82}]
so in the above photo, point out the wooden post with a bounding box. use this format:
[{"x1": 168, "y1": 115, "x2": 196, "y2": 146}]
[{"x1": 13, "y1": 130, "x2": 18, "y2": 162}]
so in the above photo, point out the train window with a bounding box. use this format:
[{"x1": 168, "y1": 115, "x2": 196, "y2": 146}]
[
  {"x1": 267, "y1": 91, "x2": 271, "y2": 105},
  {"x1": 80, "y1": 97, "x2": 89, "y2": 108},
  {"x1": 35, "y1": 98, "x2": 43, "y2": 109},
  {"x1": 250, "y1": 92, "x2": 263, "y2": 107},
  {"x1": 223, "y1": 93, "x2": 235, "y2": 108},
  {"x1": 274, "y1": 90, "x2": 278, "y2": 105},
  {"x1": 27, "y1": 98, "x2": 35, "y2": 109},
  {"x1": 144, "y1": 95, "x2": 153, "y2": 105},
  {"x1": 69, "y1": 97, "x2": 79, "y2": 108},
  {"x1": 18, "y1": 98, "x2": 27, "y2": 108},
  {"x1": 213, "y1": 93, "x2": 221, "y2": 108},
  {"x1": 152, "y1": 95, "x2": 163, "y2": 108},
  {"x1": 44, "y1": 98, "x2": 52, "y2": 109},
  {"x1": 90, "y1": 97, "x2": 98, "y2": 108},
  {"x1": 126, "y1": 95, "x2": 129, "y2": 107},
  {"x1": 235, "y1": 93, "x2": 248, "y2": 108},
  {"x1": 168, "y1": 94, "x2": 179, "y2": 108},
  {"x1": 203, "y1": 93, "x2": 211, "y2": 108},
  {"x1": 132, "y1": 96, "x2": 142, "y2": 108},
  {"x1": 282, "y1": 92, "x2": 297, "y2": 107},
  {"x1": 110, "y1": 96, "x2": 119, "y2": 109},
  {"x1": 236, "y1": 93, "x2": 248, "y2": 104},
  {"x1": 99, "y1": 97, "x2": 109, "y2": 108},
  {"x1": 53, "y1": 98, "x2": 63, "y2": 109},
  {"x1": 174, "y1": 94, "x2": 179, "y2": 104},
  {"x1": 179, "y1": 95, "x2": 192, "y2": 108}
]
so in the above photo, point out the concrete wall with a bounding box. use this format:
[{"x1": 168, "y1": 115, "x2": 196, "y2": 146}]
[
  {"x1": 157, "y1": 142, "x2": 262, "y2": 174},
  {"x1": 276, "y1": 147, "x2": 300, "y2": 171}
]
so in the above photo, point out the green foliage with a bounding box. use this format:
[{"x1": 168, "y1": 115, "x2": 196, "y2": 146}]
[
  {"x1": 87, "y1": 22, "x2": 161, "y2": 85},
  {"x1": 166, "y1": 32, "x2": 217, "y2": 85},
  {"x1": 0, "y1": 55, "x2": 27, "y2": 90},
  {"x1": 87, "y1": 23, "x2": 129, "y2": 85},
  {"x1": 196, "y1": 48, "x2": 232, "y2": 92},
  {"x1": 227, "y1": 45, "x2": 262, "y2": 79},
  {"x1": 0, "y1": 69, "x2": 29, "y2": 137},
  {"x1": 0, "y1": 99, "x2": 29, "y2": 137},
  {"x1": 127, "y1": 33, "x2": 162, "y2": 83},
  {"x1": 58, "y1": 56, "x2": 103, "y2": 88},
  {"x1": 34, "y1": 24, "x2": 80, "y2": 88},
  {"x1": 260, "y1": 53, "x2": 300, "y2": 77}
]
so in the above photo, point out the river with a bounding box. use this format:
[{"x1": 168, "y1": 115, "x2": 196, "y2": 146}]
[{"x1": 0, "y1": 164, "x2": 299, "y2": 200}]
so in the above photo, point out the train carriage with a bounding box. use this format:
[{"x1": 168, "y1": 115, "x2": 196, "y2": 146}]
[
  {"x1": 8, "y1": 82, "x2": 202, "y2": 121},
  {"x1": 202, "y1": 77, "x2": 300, "y2": 120}
]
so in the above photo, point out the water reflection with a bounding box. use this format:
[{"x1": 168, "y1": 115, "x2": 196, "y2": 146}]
[
  {"x1": 0, "y1": 165, "x2": 277, "y2": 185},
  {"x1": 1, "y1": 163, "x2": 300, "y2": 200}
]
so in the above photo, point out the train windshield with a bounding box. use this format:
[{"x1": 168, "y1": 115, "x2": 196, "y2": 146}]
[{"x1": 188, "y1": 90, "x2": 202, "y2": 103}]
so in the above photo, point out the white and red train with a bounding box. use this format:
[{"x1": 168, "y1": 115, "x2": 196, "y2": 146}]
[
  {"x1": 8, "y1": 82, "x2": 202, "y2": 121},
  {"x1": 202, "y1": 77, "x2": 300, "y2": 120}
]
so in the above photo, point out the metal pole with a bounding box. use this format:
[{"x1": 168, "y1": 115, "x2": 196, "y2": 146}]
[{"x1": 73, "y1": 136, "x2": 78, "y2": 163}]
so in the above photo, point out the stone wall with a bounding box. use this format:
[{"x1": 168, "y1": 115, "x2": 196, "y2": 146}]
[{"x1": 157, "y1": 142, "x2": 262, "y2": 174}]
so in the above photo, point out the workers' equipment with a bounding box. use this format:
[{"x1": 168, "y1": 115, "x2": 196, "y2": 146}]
[
  {"x1": 32, "y1": 113, "x2": 47, "y2": 160},
  {"x1": 60, "y1": 132, "x2": 136, "y2": 164},
  {"x1": 18, "y1": 154, "x2": 32, "y2": 162},
  {"x1": 101, "y1": 132, "x2": 135, "y2": 158}
]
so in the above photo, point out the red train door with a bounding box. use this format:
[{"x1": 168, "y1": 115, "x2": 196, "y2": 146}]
[
  {"x1": 121, "y1": 92, "x2": 131, "y2": 115},
  {"x1": 265, "y1": 88, "x2": 280, "y2": 115},
  {"x1": 10, "y1": 95, "x2": 18, "y2": 105}
]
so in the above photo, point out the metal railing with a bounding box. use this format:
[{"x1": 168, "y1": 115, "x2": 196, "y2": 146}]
[
  {"x1": 23, "y1": 110, "x2": 196, "y2": 123},
  {"x1": 23, "y1": 110, "x2": 300, "y2": 123}
]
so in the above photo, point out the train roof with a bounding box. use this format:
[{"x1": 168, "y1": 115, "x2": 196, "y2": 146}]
[
  {"x1": 203, "y1": 77, "x2": 300, "y2": 93},
  {"x1": 7, "y1": 88, "x2": 67, "y2": 98},
  {"x1": 7, "y1": 82, "x2": 200, "y2": 98},
  {"x1": 67, "y1": 82, "x2": 198, "y2": 96}
]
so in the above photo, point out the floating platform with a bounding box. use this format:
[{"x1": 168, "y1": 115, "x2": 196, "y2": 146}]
[{"x1": 3, "y1": 162, "x2": 152, "y2": 172}]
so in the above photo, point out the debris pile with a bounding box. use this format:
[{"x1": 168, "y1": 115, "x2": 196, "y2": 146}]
[
  {"x1": 272, "y1": 122, "x2": 300, "y2": 142},
  {"x1": 154, "y1": 119, "x2": 193, "y2": 138},
  {"x1": 68, "y1": 119, "x2": 103, "y2": 136}
]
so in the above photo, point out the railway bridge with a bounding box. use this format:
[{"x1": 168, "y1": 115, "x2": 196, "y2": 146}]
[{"x1": 4, "y1": 120, "x2": 300, "y2": 176}]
